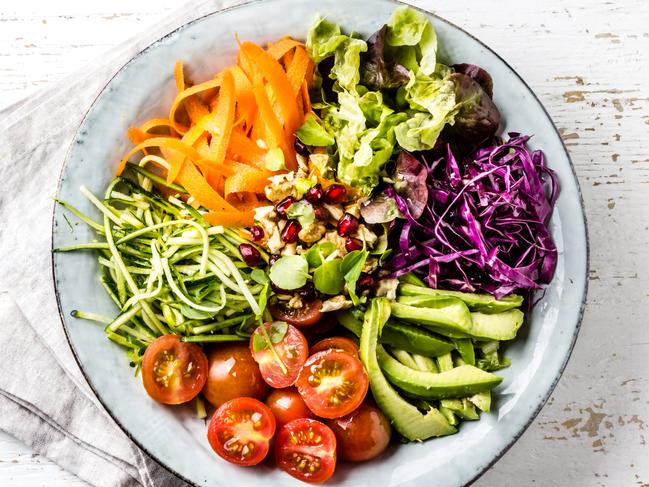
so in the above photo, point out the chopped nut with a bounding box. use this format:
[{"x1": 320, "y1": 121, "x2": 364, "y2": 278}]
[
  {"x1": 319, "y1": 295, "x2": 353, "y2": 312},
  {"x1": 376, "y1": 278, "x2": 399, "y2": 300},
  {"x1": 265, "y1": 172, "x2": 297, "y2": 203},
  {"x1": 354, "y1": 224, "x2": 378, "y2": 247},
  {"x1": 344, "y1": 202, "x2": 361, "y2": 218},
  {"x1": 296, "y1": 154, "x2": 309, "y2": 172},
  {"x1": 288, "y1": 295, "x2": 304, "y2": 309},
  {"x1": 298, "y1": 222, "x2": 327, "y2": 244},
  {"x1": 281, "y1": 243, "x2": 298, "y2": 255},
  {"x1": 266, "y1": 226, "x2": 284, "y2": 254},
  {"x1": 323, "y1": 203, "x2": 344, "y2": 221},
  {"x1": 363, "y1": 257, "x2": 379, "y2": 273}
]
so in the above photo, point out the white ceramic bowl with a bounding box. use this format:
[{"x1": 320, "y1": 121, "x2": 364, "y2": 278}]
[{"x1": 52, "y1": 1, "x2": 589, "y2": 485}]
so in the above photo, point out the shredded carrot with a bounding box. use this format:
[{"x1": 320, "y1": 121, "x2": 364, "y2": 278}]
[
  {"x1": 206, "y1": 69, "x2": 236, "y2": 163},
  {"x1": 287, "y1": 47, "x2": 311, "y2": 97},
  {"x1": 240, "y1": 42, "x2": 301, "y2": 138},
  {"x1": 204, "y1": 209, "x2": 254, "y2": 227},
  {"x1": 175, "y1": 160, "x2": 236, "y2": 212},
  {"x1": 169, "y1": 77, "x2": 222, "y2": 134},
  {"x1": 118, "y1": 35, "x2": 314, "y2": 224},
  {"x1": 266, "y1": 37, "x2": 303, "y2": 60},
  {"x1": 117, "y1": 137, "x2": 204, "y2": 175}
]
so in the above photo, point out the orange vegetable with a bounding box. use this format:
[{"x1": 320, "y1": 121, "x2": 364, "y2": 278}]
[
  {"x1": 169, "y1": 77, "x2": 222, "y2": 134},
  {"x1": 204, "y1": 210, "x2": 254, "y2": 227},
  {"x1": 240, "y1": 42, "x2": 301, "y2": 138},
  {"x1": 118, "y1": 35, "x2": 316, "y2": 225},
  {"x1": 175, "y1": 160, "x2": 236, "y2": 212},
  {"x1": 266, "y1": 37, "x2": 303, "y2": 60},
  {"x1": 205, "y1": 69, "x2": 236, "y2": 164}
]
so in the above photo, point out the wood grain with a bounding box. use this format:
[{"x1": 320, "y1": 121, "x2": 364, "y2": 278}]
[{"x1": 1, "y1": 0, "x2": 648, "y2": 486}]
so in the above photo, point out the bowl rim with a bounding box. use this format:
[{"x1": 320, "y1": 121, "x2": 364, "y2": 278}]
[{"x1": 50, "y1": 1, "x2": 590, "y2": 485}]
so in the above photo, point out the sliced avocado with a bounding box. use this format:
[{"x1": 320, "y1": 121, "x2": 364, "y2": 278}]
[
  {"x1": 436, "y1": 352, "x2": 454, "y2": 373},
  {"x1": 453, "y1": 338, "x2": 476, "y2": 366},
  {"x1": 399, "y1": 283, "x2": 524, "y2": 313},
  {"x1": 412, "y1": 353, "x2": 438, "y2": 373},
  {"x1": 359, "y1": 298, "x2": 456, "y2": 441},
  {"x1": 391, "y1": 300, "x2": 524, "y2": 341},
  {"x1": 469, "y1": 391, "x2": 491, "y2": 412},
  {"x1": 378, "y1": 349, "x2": 503, "y2": 400},
  {"x1": 471, "y1": 309, "x2": 524, "y2": 340},
  {"x1": 440, "y1": 398, "x2": 480, "y2": 420},
  {"x1": 337, "y1": 310, "x2": 455, "y2": 357},
  {"x1": 390, "y1": 348, "x2": 419, "y2": 370},
  {"x1": 399, "y1": 272, "x2": 427, "y2": 287},
  {"x1": 382, "y1": 320, "x2": 455, "y2": 356},
  {"x1": 439, "y1": 405, "x2": 459, "y2": 426},
  {"x1": 390, "y1": 299, "x2": 474, "y2": 338}
]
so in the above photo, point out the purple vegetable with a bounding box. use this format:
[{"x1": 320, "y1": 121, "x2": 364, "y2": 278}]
[
  {"x1": 385, "y1": 133, "x2": 559, "y2": 298},
  {"x1": 452, "y1": 63, "x2": 494, "y2": 98},
  {"x1": 445, "y1": 72, "x2": 501, "y2": 143},
  {"x1": 360, "y1": 25, "x2": 410, "y2": 90},
  {"x1": 393, "y1": 152, "x2": 429, "y2": 219}
]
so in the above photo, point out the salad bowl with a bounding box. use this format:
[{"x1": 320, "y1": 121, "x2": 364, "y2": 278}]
[{"x1": 52, "y1": 0, "x2": 588, "y2": 485}]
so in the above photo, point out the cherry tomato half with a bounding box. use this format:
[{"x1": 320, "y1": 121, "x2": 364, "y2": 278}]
[
  {"x1": 269, "y1": 299, "x2": 323, "y2": 327},
  {"x1": 266, "y1": 388, "x2": 315, "y2": 428},
  {"x1": 310, "y1": 337, "x2": 359, "y2": 359},
  {"x1": 296, "y1": 349, "x2": 369, "y2": 419},
  {"x1": 141, "y1": 334, "x2": 208, "y2": 405},
  {"x1": 275, "y1": 418, "x2": 337, "y2": 483},
  {"x1": 207, "y1": 397, "x2": 276, "y2": 466},
  {"x1": 250, "y1": 322, "x2": 309, "y2": 388},
  {"x1": 327, "y1": 403, "x2": 392, "y2": 462},
  {"x1": 202, "y1": 343, "x2": 268, "y2": 408}
]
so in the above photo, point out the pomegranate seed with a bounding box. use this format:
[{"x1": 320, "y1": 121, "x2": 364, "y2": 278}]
[
  {"x1": 313, "y1": 205, "x2": 329, "y2": 221},
  {"x1": 249, "y1": 225, "x2": 264, "y2": 242},
  {"x1": 324, "y1": 184, "x2": 347, "y2": 204},
  {"x1": 281, "y1": 220, "x2": 301, "y2": 243},
  {"x1": 294, "y1": 138, "x2": 310, "y2": 157},
  {"x1": 305, "y1": 184, "x2": 323, "y2": 204},
  {"x1": 345, "y1": 237, "x2": 363, "y2": 252},
  {"x1": 357, "y1": 273, "x2": 374, "y2": 290},
  {"x1": 276, "y1": 196, "x2": 295, "y2": 217},
  {"x1": 239, "y1": 243, "x2": 261, "y2": 267},
  {"x1": 337, "y1": 212, "x2": 359, "y2": 237},
  {"x1": 269, "y1": 254, "x2": 281, "y2": 266}
]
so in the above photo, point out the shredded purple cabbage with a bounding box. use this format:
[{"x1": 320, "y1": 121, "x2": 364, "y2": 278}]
[{"x1": 385, "y1": 133, "x2": 559, "y2": 298}]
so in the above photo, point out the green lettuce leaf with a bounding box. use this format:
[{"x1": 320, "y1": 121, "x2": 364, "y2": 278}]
[
  {"x1": 306, "y1": 16, "x2": 348, "y2": 63},
  {"x1": 295, "y1": 114, "x2": 335, "y2": 146}
]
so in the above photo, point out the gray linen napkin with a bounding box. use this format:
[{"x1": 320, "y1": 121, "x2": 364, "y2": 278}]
[{"x1": 0, "y1": 0, "x2": 247, "y2": 485}]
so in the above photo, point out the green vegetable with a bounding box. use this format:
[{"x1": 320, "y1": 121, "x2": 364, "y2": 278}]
[
  {"x1": 453, "y1": 338, "x2": 475, "y2": 366},
  {"x1": 359, "y1": 298, "x2": 456, "y2": 441},
  {"x1": 295, "y1": 114, "x2": 335, "y2": 147},
  {"x1": 341, "y1": 250, "x2": 368, "y2": 304},
  {"x1": 386, "y1": 5, "x2": 429, "y2": 46},
  {"x1": 469, "y1": 391, "x2": 491, "y2": 412},
  {"x1": 269, "y1": 255, "x2": 309, "y2": 290},
  {"x1": 378, "y1": 351, "x2": 503, "y2": 399},
  {"x1": 439, "y1": 398, "x2": 480, "y2": 420},
  {"x1": 338, "y1": 310, "x2": 454, "y2": 357},
  {"x1": 286, "y1": 201, "x2": 315, "y2": 227},
  {"x1": 399, "y1": 283, "x2": 523, "y2": 313},
  {"x1": 251, "y1": 321, "x2": 288, "y2": 353},
  {"x1": 313, "y1": 259, "x2": 344, "y2": 295},
  {"x1": 390, "y1": 298, "x2": 473, "y2": 338},
  {"x1": 305, "y1": 242, "x2": 336, "y2": 268},
  {"x1": 470, "y1": 310, "x2": 525, "y2": 340},
  {"x1": 57, "y1": 177, "x2": 266, "y2": 366},
  {"x1": 264, "y1": 147, "x2": 286, "y2": 171}
]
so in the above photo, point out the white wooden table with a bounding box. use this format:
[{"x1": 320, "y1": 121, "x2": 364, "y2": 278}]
[{"x1": 1, "y1": 0, "x2": 648, "y2": 485}]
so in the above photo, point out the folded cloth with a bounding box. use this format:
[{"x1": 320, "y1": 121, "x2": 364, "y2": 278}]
[
  {"x1": 0, "y1": 0, "x2": 246, "y2": 485},
  {"x1": 0, "y1": 294, "x2": 185, "y2": 487}
]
